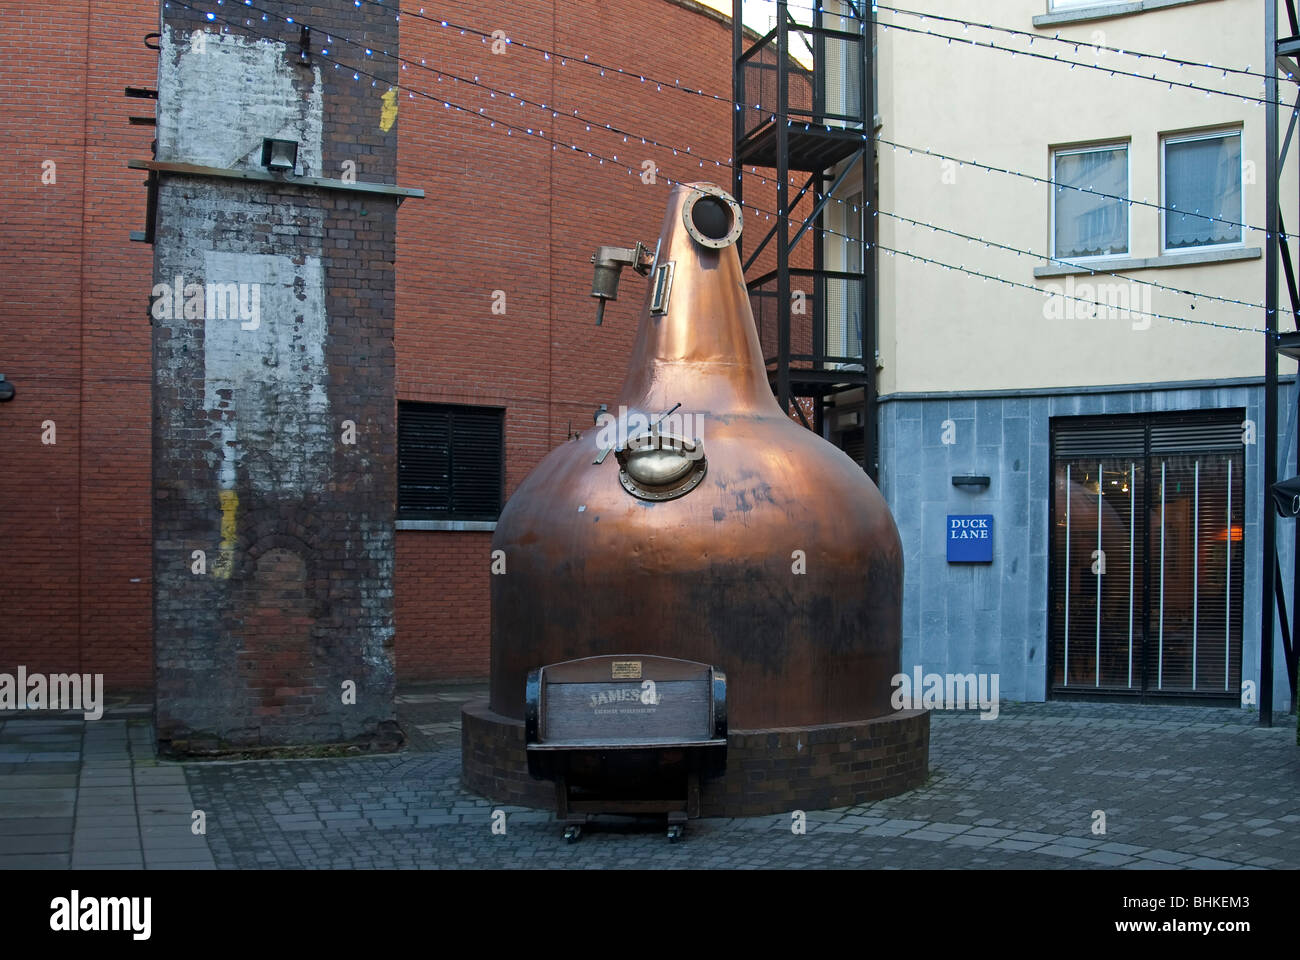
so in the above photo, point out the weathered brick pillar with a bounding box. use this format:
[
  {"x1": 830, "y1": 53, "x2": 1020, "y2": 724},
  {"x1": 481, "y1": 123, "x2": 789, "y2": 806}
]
[{"x1": 150, "y1": 0, "x2": 408, "y2": 752}]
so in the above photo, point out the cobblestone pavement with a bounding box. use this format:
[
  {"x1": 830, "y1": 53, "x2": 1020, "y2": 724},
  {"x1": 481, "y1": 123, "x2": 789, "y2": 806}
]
[
  {"x1": 4, "y1": 688, "x2": 1297, "y2": 869},
  {"x1": 186, "y1": 688, "x2": 1300, "y2": 870}
]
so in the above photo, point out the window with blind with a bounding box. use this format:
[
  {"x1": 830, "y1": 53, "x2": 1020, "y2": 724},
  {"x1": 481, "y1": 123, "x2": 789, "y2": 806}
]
[
  {"x1": 397, "y1": 402, "x2": 504, "y2": 522},
  {"x1": 1162, "y1": 129, "x2": 1243, "y2": 252},
  {"x1": 1049, "y1": 410, "x2": 1244, "y2": 700}
]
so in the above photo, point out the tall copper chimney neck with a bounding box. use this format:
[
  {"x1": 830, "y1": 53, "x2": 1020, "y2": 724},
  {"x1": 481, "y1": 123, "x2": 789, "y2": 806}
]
[{"x1": 597, "y1": 182, "x2": 776, "y2": 417}]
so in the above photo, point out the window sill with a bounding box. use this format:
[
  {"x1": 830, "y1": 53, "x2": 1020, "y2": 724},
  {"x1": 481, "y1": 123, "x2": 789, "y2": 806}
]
[
  {"x1": 396, "y1": 520, "x2": 498, "y2": 531},
  {"x1": 1033, "y1": 246, "x2": 1260, "y2": 278},
  {"x1": 1033, "y1": 0, "x2": 1218, "y2": 27}
]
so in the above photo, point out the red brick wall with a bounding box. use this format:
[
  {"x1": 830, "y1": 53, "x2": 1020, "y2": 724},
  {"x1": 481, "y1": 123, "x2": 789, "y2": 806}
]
[
  {"x1": 395, "y1": 531, "x2": 492, "y2": 679},
  {"x1": 3, "y1": 0, "x2": 783, "y2": 688},
  {"x1": 0, "y1": 0, "x2": 157, "y2": 688}
]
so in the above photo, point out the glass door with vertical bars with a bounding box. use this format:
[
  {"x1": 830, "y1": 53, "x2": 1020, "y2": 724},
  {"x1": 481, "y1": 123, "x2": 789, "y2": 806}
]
[{"x1": 1050, "y1": 412, "x2": 1244, "y2": 700}]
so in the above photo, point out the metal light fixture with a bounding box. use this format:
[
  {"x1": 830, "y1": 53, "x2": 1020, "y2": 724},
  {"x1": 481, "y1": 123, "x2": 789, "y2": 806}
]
[
  {"x1": 0, "y1": 375, "x2": 13, "y2": 403},
  {"x1": 951, "y1": 475, "x2": 991, "y2": 489},
  {"x1": 589, "y1": 241, "x2": 652, "y2": 325},
  {"x1": 260, "y1": 137, "x2": 299, "y2": 174}
]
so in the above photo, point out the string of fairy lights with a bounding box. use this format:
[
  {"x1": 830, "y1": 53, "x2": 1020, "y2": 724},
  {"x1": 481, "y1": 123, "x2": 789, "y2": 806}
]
[
  {"x1": 877, "y1": 138, "x2": 1265, "y2": 237},
  {"x1": 381, "y1": 2, "x2": 741, "y2": 108},
  {"x1": 745, "y1": 0, "x2": 1299, "y2": 107},
  {"x1": 372, "y1": 0, "x2": 1299, "y2": 109},
  {"x1": 166, "y1": 0, "x2": 1279, "y2": 334},
  {"x1": 874, "y1": 3, "x2": 1292, "y2": 83},
  {"x1": 374, "y1": 24, "x2": 1288, "y2": 315},
  {"x1": 176, "y1": 0, "x2": 1275, "y2": 334},
  {"x1": 209, "y1": 0, "x2": 1283, "y2": 239},
  {"x1": 228, "y1": 0, "x2": 746, "y2": 168},
  {"x1": 878, "y1": 209, "x2": 1278, "y2": 318},
  {"x1": 206, "y1": 0, "x2": 1282, "y2": 279},
  {"x1": 772, "y1": 0, "x2": 1292, "y2": 84},
  {"x1": 875, "y1": 17, "x2": 1283, "y2": 107},
  {"x1": 381, "y1": 0, "x2": 1288, "y2": 92},
  {"x1": 387, "y1": 0, "x2": 1289, "y2": 247}
]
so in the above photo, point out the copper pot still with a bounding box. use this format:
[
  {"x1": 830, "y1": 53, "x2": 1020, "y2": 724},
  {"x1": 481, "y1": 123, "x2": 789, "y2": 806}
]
[{"x1": 489, "y1": 182, "x2": 903, "y2": 730}]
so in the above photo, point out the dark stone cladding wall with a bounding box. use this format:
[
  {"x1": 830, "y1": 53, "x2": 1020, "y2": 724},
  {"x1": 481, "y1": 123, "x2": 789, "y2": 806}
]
[
  {"x1": 152, "y1": 0, "x2": 401, "y2": 753},
  {"x1": 461, "y1": 701, "x2": 930, "y2": 817},
  {"x1": 878, "y1": 383, "x2": 1283, "y2": 707}
]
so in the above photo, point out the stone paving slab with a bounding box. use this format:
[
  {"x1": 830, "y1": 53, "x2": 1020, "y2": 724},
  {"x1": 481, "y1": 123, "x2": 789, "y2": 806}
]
[
  {"x1": 72, "y1": 815, "x2": 140, "y2": 829},
  {"x1": 0, "y1": 802, "x2": 76, "y2": 819},
  {"x1": 2, "y1": 776, "x2": 78, "y2": 791},
  {"x1": 0, "y1": 818, "x2": 74, "y2": 837},
  {"x1": 69, "y1": 853, "x2": 144, "y2": 868},
  {"x1": 0, "y1": 763, "x2": 79, "y2": 776},
  {"x1": 0, "y1": 716, "x2": 214, "y2": 871},
  {"x1": 0, "y1": 834, "x2": 73, "y2": 854},
  {"x1": 0, "y1": 853, "x2": 71, "y2": 868}
]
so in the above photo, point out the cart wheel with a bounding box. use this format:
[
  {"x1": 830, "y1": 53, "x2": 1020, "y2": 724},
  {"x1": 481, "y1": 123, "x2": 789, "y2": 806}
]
[
  {"x1": 666, "y1": 825, "x2": 683, "y2": 842},
  {"x1": 564, "y1": 825, "x2": 582, "y2": 843}
]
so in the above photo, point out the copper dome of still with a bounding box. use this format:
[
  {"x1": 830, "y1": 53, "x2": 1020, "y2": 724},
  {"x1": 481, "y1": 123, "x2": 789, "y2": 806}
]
[{"x1": 488, "y1": 182, "x2": 904, "y2": 730}]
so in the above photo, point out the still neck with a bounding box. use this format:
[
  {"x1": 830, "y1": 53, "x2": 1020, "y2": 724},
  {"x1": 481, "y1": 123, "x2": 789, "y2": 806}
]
[{"x1": 615, "y1": 185, "x2": 781, "y2": 418}]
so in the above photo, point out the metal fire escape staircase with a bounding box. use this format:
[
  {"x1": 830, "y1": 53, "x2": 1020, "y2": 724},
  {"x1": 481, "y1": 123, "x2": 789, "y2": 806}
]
[
  {"x1": 1261, "y1": 0, "x2": 1300, "y2": 725},
  {"x1": 731, "y1": 0, "x2": 878, "y2": 478}
]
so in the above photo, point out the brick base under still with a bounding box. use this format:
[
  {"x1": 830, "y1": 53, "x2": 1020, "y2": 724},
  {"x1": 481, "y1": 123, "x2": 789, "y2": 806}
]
[{"x1": 460, "y1": 701, "x2": 930, "y2": 818}]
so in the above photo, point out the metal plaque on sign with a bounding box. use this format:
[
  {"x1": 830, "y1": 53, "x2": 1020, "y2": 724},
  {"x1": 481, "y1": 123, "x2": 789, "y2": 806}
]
[{"x1": 611, "y1": 660, "x2": 642, "y2": 680}]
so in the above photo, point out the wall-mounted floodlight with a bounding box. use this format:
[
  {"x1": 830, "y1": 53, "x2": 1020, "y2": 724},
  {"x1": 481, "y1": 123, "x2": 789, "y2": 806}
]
[
  {"x1": 261, "y1": 138, "x2": 299, "y2": 174},
  {"x1": 0, "y1": 375, "x2": 13, "y2": 403}
]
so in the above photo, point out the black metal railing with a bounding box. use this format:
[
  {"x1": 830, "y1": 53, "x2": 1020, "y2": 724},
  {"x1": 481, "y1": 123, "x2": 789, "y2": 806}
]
[
  {"x1": 748, "y1": 268, "x2": 866, "y2": 373},
  {"x1": 737, "y1": 19, "x2": 865, "y2": 144}
]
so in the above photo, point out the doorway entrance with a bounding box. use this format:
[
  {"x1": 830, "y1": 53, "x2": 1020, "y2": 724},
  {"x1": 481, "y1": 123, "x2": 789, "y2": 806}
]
[{"x1": 1049, "y1": 410, "x2": 1244, "y2": 701}]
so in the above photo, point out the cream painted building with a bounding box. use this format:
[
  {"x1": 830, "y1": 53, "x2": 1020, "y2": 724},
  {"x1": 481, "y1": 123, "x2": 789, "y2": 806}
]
[{"x1": 823, "y1": 0, "x2": 1295, "y2": 707}]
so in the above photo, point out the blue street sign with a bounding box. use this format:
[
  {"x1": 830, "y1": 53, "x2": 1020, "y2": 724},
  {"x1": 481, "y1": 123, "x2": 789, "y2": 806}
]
[{"x1": 947, "y1": 514, "x2": 993, "y2": 563}]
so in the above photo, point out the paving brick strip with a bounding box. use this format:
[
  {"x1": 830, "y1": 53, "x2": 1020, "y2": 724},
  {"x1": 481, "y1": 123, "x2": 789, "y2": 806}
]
[
  {"x1": 2, "y1": 689, "x2": 1296, "y2": 870},
  {"x1": 0, "y1": 715, "x2": 214, "y2": 870}
]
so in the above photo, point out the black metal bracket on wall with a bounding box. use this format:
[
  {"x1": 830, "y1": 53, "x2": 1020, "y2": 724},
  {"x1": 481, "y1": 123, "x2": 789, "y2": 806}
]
[{"x1": 124, "y1": 87, "x2": 159, "y2": 242}]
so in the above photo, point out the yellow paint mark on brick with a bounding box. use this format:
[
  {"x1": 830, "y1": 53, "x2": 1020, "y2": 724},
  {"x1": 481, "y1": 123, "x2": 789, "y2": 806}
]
[
  {"x1": 213, "y1": 489, "x2": 238, "y2": 579},
  {"x1": 380, "y1": 87, "x2": 398, "y2": 132}
]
